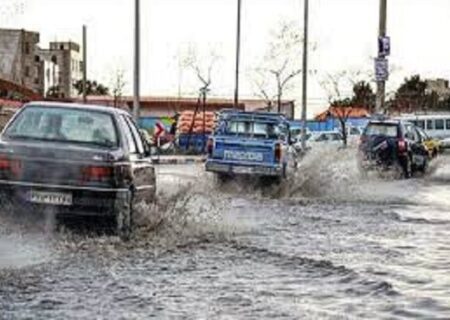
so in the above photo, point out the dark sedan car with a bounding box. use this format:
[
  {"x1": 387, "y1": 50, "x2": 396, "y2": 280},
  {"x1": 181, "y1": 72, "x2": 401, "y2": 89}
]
[{"x1": 0, "y1": 102, "x2": 156, "y2": 240}]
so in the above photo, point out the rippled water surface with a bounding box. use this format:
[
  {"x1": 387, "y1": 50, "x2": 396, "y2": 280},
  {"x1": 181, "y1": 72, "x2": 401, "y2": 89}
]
[{"x1": 1, "y1": 149, "x2": 450, "y2": 319}]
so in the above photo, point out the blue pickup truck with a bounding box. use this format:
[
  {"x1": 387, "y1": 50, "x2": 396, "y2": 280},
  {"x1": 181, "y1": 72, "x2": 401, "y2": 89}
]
[{"x1": 205, "y1": 110, "x2": 293, "y2": 180}]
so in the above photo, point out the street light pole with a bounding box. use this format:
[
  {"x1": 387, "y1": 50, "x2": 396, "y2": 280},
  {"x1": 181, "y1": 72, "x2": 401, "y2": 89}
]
[
  {"x1": 375, "y1": 0, "x2": 387, "y2": 113},
  {"x1": 234, "y1": 0, "x2": 242, "y2": 109},
  {"x1": 82, "y1": 25, "x2": 87, "y2": 104},
  {"x1": 133, "y1": 0, "x2": 141, "y2": 120},
  {"x1": 301, "y1": 0, "x2": 309, "y2": 151}
]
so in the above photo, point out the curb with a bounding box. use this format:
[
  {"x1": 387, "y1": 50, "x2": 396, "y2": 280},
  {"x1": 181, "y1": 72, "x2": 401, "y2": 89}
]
[{"x1": 152, "y1": 156, "x2": 206, "y2": 165}]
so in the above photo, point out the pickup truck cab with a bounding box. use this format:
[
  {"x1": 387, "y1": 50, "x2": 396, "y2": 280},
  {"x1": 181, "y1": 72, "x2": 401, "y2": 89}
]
[{"x1": 205, "y1": 110, "x2": 291, "y2": 180}]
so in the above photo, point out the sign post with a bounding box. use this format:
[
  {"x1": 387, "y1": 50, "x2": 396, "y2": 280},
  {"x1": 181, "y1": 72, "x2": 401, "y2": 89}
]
[
  {"x1": 375, "y1": 0, "x2": 388, "y2": 114},
  {"x1": 375, "y1": 57, "x2": 389, "y2": 82}
]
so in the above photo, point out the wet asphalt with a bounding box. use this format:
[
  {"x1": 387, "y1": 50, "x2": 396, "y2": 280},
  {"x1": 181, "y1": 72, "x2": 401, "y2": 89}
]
[{"x1": 1, "y1": 149, "x2": 450, "y2": 319}]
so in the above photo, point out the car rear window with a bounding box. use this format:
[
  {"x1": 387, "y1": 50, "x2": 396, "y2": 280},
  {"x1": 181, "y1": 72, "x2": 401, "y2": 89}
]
[
  {"x1": 365, "y1": 123, "x2": 398, "y2": 137},
  {"x1": 226, "y1": 120, "x2": 281, "y2": 139},
  {"x1": 5, "y1": 106, "x2": 118, "y2": 148}
]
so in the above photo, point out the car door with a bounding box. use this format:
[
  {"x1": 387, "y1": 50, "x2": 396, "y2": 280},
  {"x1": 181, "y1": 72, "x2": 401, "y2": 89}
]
[
  {"x1": 121, "y1": 114, "x2": 156, "y2": 204},
  {"x1": 406, "y1": 125, "x2": 428, "y2": 167}
]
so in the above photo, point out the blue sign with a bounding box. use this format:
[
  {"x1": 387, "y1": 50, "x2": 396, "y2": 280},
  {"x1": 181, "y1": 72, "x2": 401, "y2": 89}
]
[{"x1": 378, "y1": 36, "x2": 391, "y2": 56}]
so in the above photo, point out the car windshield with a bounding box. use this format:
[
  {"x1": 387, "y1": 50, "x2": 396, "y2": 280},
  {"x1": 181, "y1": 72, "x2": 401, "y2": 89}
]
[
  {"x1": 5, "y1": 106, "x2": 119, "y2": 148},
  {"x1": 226, "y1": 120, "x2": 281, "y2": 139},
  {"x1": 417, "y1": 128, "x2": 429, "y2": 140},
  {"x1": 365, "y1": 123, "x2": 398, "y2": 137}
]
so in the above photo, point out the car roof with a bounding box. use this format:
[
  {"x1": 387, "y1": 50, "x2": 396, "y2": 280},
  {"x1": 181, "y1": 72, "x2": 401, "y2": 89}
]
[
  {"x1": 219, "y1": 109, "x2": 288, "y2": 123},
  {"x1": 23, "y1": 101, "x2": 130, "y2": 116},
  {"x1": 368, "y1": 119, "x2": 402, "y2": 125}
]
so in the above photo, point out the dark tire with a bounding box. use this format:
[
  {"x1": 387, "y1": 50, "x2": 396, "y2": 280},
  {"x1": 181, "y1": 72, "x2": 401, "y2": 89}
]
[
  {"x1": 419, "y1": 157, "x2": 428, "y2": 173},
  {"x1": 215, "y1": 173, "x2": 231, "y2": 184},
  {"x1": 432, "y1": 149, "x2": 437, "y2": 158},
  {"x1": 259, "y1": 175, "x2": 282, "y2": 186},
  {"x1": 402, "y1": 157, "x2": 412, "y2": 179},
  {"x1": 282, "y1": 164, "x2": 287, "y2": 179},
  {"x1": 116, "y1": 191, "x2": 133, "y2": 241}
]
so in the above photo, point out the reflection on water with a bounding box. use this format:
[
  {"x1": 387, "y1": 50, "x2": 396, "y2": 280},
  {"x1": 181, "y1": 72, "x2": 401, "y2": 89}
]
[{"x1": 1, "y1": 151, "x2": 450, "y2": 319}]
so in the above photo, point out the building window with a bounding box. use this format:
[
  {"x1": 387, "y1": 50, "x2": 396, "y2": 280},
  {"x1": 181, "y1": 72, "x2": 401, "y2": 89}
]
[
  {"x1": 25, "y1": 66, "x2": 30, "y2": 77},
  {"x1": 24, "y1": 42, "x2": 30, "y2": 54},
  {"x1": 34, "y1": 55, "x2": 40, "y2": 62},
  {"x1": 60, "y1": 44, "x2": 64, "y2": 50},
  {"x1": 34, "y1": 78, "x2": 39, "y2": 84}
]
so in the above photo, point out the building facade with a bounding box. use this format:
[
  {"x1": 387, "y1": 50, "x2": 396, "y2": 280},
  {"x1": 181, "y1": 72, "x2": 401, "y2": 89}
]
[
  {"x1": 39, "y1": 41, "x2": 82, "y2": 98},
  {"x1": 0, "y1": 28, "x2": 82, "y2": 99},
  {"x1": 0, "y1": 28, "x2": 41, "y2": 95},
  {"x1": 426, "y1": 78, "x2": 450, "y2": 101}
]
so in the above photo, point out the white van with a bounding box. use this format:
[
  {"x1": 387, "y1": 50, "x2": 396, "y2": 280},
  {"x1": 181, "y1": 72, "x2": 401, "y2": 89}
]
[{"x1": 397, "y1": 114, "x2": 450, "y2": 140}]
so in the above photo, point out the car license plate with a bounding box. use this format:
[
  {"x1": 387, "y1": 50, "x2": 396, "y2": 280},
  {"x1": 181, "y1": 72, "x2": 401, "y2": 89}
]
[
  {"x1": 224, "y1": 150, "x2": 264, "y2": 162},
  {"x1": 28, "y1": 191, "x2": 73, "y2": 206},
  {"x1": 233, "y1": 167, "x2": 254, "y2": 174}
]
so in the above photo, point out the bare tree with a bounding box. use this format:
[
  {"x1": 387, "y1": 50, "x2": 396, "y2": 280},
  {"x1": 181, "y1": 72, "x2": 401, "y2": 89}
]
[
  {"x1": 179, "y1": 44, "x2": 221, "y2": 97},
  {"x1": 111, "y1": 68, "x2": 126, "y2": 108},
  {"x1": 251, "y1": 21, "x2": 309, "y2": 113},
  {"x1": 319, "y1": 71, "x2": 360, "y2": 147},
  {"x1": 178, "y1": 44, "x2": 221, "y2": 149}
]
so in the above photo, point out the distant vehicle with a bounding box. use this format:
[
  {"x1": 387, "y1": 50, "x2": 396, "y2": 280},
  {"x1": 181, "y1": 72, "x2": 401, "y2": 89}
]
[
  {"x1": 0, "y1": 102, "x2": 156, "y2": 240},
  {"x1": 358, "y1": 118, "x2": 429, "y2": 178},
  {"x1": 205, "y1": 110, "x2": 293, "y2": 180},
  {"x1": 440, "y1": 136, "x2": 450, "y2": 150},
  {"x1": 291, "y1": 133, "x2": 313, "y2": 153},
  {"x1": 416, "y1": 127, "x2": 441, "y2": 158},
  {"x1": 398, "y1": 114, "x2": 450, "y2": 140},
  {"x1": 307, "y1": 131, "x2": 344, "y2": 148},
  {"x1": 303, "y1": 126, "x2": 362, "y2": 148}
]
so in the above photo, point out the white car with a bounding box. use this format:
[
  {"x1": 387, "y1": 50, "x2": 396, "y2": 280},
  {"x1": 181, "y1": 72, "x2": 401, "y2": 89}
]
[
  {"x1": 440, "y1": 136, "x2": 450, "y2": 149},
  {"x1": 309, "y1": 131, "x2": 344, "y2": 146}
]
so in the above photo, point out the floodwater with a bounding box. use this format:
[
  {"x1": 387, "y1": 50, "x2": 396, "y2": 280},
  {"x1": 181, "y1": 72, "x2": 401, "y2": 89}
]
[{"x1": 1, "y1": 148, "x2": 450, "y2": 319}]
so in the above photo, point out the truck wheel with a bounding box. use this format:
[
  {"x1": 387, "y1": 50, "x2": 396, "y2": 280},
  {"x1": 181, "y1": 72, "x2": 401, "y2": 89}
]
[
  {"x1": 116, "y1": 191, "x2": 133, "y2": 241},
  {"x1": 215, "y1": 173, "x2": 231, "y2": 184}
]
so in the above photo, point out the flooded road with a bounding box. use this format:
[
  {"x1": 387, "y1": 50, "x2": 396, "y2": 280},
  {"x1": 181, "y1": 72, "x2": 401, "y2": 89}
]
[{"x1": 1, "y1": 150, "x2": 450, "y2": 319}]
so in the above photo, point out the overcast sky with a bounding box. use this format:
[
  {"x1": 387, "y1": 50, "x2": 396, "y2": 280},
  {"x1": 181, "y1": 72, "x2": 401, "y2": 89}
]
[{"x1": 2, "y1": 0, "x2": 450, "y2": 116}]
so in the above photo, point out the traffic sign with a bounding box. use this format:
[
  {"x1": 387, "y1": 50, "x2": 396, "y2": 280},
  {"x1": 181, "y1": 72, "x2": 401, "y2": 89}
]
[
  {"x1": 378, "y1": 36, "x2": 391, "y2": 56},
  {"x1": 154, "y1": 122, "x2": 165, "y2": 138},
  {"x1": 375, "y1": 57, "x2": 389, "y2": 81}
]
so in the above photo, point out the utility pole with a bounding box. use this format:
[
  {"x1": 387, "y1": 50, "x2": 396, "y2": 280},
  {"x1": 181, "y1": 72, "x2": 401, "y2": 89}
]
[
  {"x1": 234, "y1": 0, "x2": 242, "y2": 109},
  {"x1": 133, "y1": 0, "x2": 141, "y2": 120},
  {"x1": 375, "y1": 0, "x2": 388, "y2": 113},
  {"x1": 82, "y1": 25, "x2": 87, "y2": 104},
  {"x1": 301, "y1": 0, "x2": 309, "y2": 151}
]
